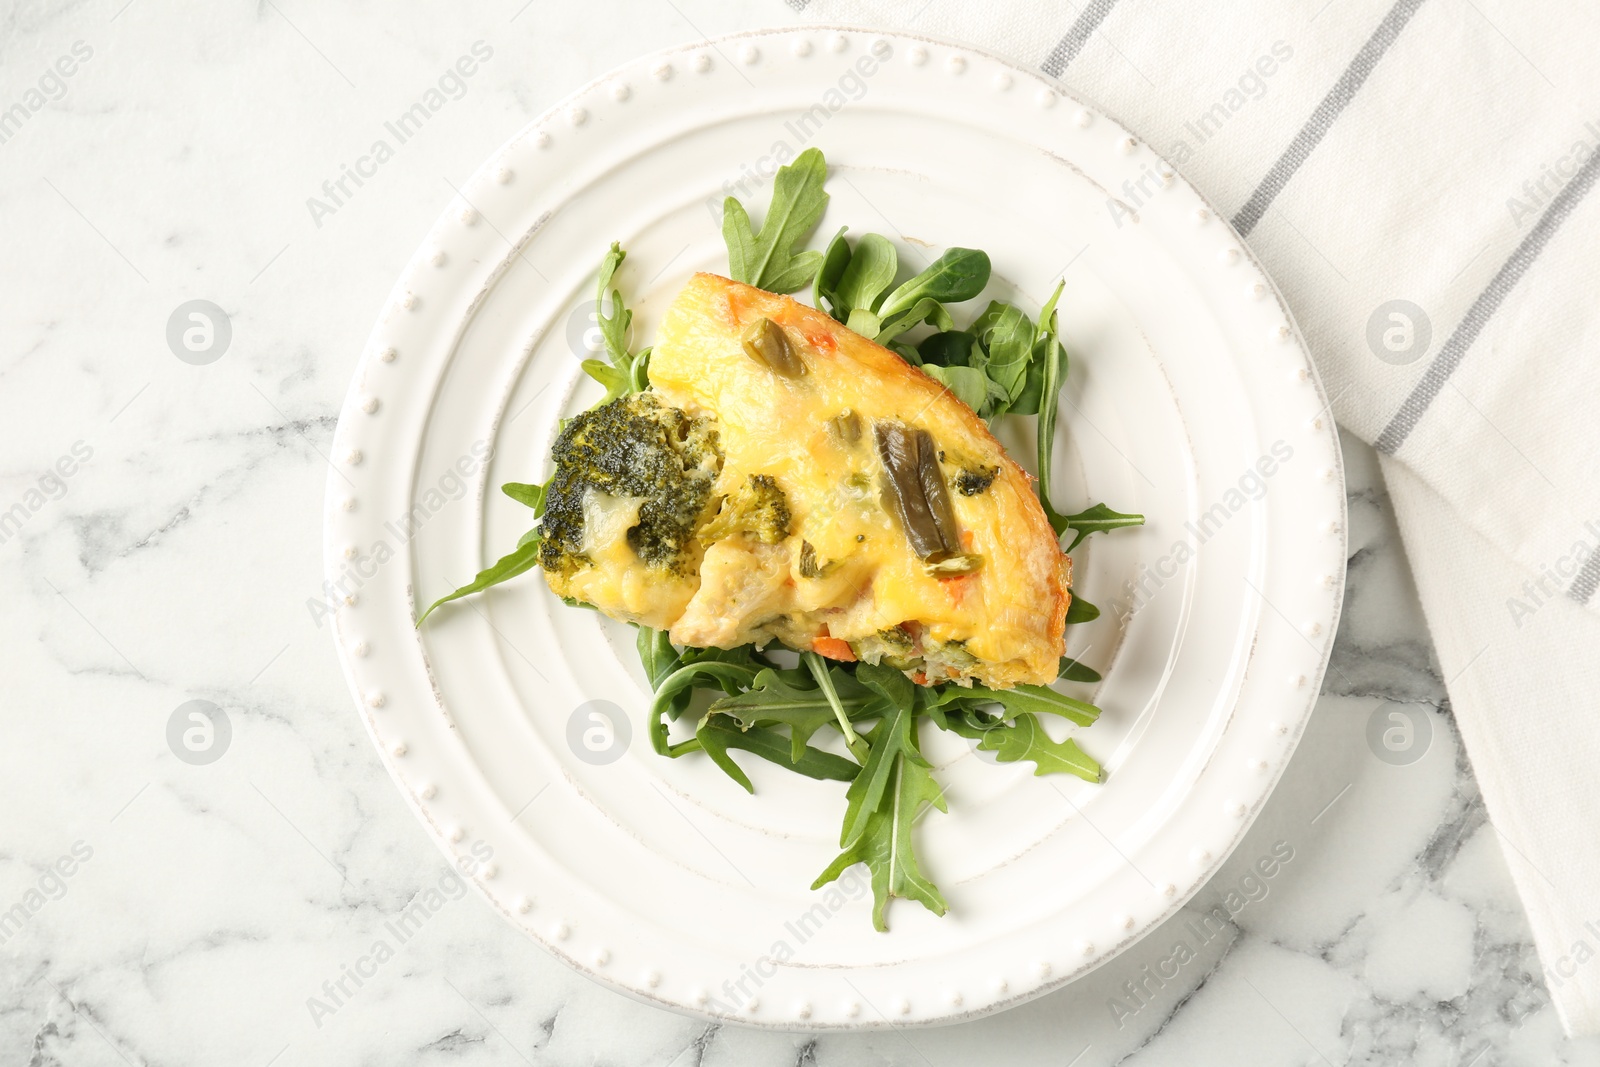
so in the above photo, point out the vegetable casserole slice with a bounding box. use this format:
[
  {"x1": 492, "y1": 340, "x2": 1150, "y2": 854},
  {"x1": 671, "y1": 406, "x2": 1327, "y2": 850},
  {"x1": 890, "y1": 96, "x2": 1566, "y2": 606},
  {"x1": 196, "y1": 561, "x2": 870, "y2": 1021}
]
[{"x1": 541, "y1": 272, "x2": 1071, "y2": 689}]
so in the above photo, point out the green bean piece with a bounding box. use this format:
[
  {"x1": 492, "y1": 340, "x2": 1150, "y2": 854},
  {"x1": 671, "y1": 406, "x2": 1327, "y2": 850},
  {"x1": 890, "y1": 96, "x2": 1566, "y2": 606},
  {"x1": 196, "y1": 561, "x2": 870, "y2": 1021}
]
[
  {"x1": 875, "y1": 421, "x2": 961, "y2": 561},
  {"x1": 827, "y1": 409, "x2": 862, "y2": 445},
  {"x1": 740, "y1": 317, "x2": 806, "y2": 378},
  {"x1": 915, "y1": 428, "x2": 961, "y2": 556}
]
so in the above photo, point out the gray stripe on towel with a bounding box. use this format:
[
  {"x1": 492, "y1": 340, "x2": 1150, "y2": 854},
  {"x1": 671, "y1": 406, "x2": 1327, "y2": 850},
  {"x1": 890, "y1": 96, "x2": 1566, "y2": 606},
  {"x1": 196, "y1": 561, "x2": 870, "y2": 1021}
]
[
  {"x1": 1568, "y1": 540, "x2": 1600, "y2": 606},
  {"x1": 1231, "y1": 0, "x2": 1429, "y2": 237},
  {"x1": 1376, "y1": 146, "x2": 1600, "y2": 454},
  {"x1": 1040, "y1": 0, "x2": 1122, "y2": 78}
]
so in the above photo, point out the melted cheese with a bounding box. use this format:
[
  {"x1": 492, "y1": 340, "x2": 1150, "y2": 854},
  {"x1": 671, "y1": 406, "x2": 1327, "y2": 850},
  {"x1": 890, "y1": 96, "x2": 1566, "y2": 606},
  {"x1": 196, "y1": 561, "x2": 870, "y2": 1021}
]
[
  {"x1": 554, "y1": 272, "x2": 1068, "y2": 688},
  {"x1": 550, "y1": 487, "x2": 701, "y2": 624}
]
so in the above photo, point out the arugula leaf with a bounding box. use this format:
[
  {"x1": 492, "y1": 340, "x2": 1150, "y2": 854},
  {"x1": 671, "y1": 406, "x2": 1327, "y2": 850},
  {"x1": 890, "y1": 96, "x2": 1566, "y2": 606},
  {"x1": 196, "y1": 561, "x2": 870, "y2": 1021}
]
[
  {"x1": 901, "y1": 299, "x2": 1036, "y2": 419},
  {"x1": 501, "y1": 481, "x2": 547, "y2": 514},
  {"x1": 1059, "y1": 656, "x2": 1103, "y2": 683},
  {"x1": 837, "y1": 664, "x2": 918, "y2": 848},
  {"x1": 636, "y1": 626, "x2": 681, "y2": 686},
  {"x1": 878, "y1": 248, "x2": 990, "y2": 320},
  {"x1": 679, "y1": 642, "x2": 780, "y2": 673},
  {"x1": 580, "y1": 357, "x2": 628, "y2": 401},
  {"x1": 961, "y1": 682, "x2": 1102, "y2": 727},
  {"x1": 1060, "y1": 503, "x2": 1146, "y2": 553},
  {"x1": 582, "y1": 242, "x2": 648, "y2": 403},
  {"x1": 1033, "y1": 280, "x2": 1069, "y2": 527},
  {"x1": 1065, "y1": 595, "x2": 1100, "y2": 625},
  {"x1": 813, "y1": 226, "x2": 851, "y2": 318},
  {"x1": 695, "y1": 717, "x2": 756, "y2": 791},
  {"x1": 802, "y1": 651, "x2": 868, "y2": 759},
  {"x1": 813, "y1": 748, "x2": 948, "y2": 931},
  {"x1": 696, "y1": 719, "x2": 860, "y2": 793},
  {"x1": 415, "y1": 538, "x2": 542, "y2": 626},
  {"x1": 835, "y1": 233, "x2": 897, "y2": 315},
  {"x1": 974, "y1": 712, "x2": 1102, "y2": 782},
  {"x1": 711, "y1": 666, "x2": 877, "y2": 762},
  {"x1": 647, "y1": 660, "x2": 763, "y2": 755},
  {"x1": 596, "y1": 242, "x2": 631, "y2": 364},
  {"x1": 708, "y1": 668, "x2": 855, "y2": 726},
  {"x1": 922, "y1": 704, "x2": 988, "y2": 739},
  {"x1": 722, "y1": 147, "x2": 830, "y2": 293},
  {"x1": 916, "y1": 681, "x2": 984, "y2": 716},
  {"x1": 628, "y1": 347, "x2": 652, "y2": 394},
  {"x1": 856, "y1": 661, "x2": 915, "y2": 712}
]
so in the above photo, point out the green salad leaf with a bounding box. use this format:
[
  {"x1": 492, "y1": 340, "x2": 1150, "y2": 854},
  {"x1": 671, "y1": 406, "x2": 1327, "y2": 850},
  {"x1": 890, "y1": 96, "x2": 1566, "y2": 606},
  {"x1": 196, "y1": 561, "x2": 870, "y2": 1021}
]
[
  {"x1": 596, "y1": 243, "x2": 631, "y2": 362},
  {"x1": 696, "y1": 718, "x2": 859, "y2": 793},
  {"x1": 844, "y1": 307, "x2": 881, "y2": 338},
  {"x1": 414, "y1": 478, "x2": 552, "y2": 624},
  {"x1": 837, "y1": 665, "x2": 918, "y2": 848},
  {"x1": 812, "y1": 724, "x2": 948, "y2": 931},
  {"x1": 972, "y1": 300, "x2": 1033, "y2": 409},
  {"x1": 921, "y1": 364, "x2": 994, "y2": 414},
  {"x1": 973, "y1": 712, "x2": 1102, "y2": 782},
  {"x1": 723, "y1": 147, "x2": 830, "y2": 293},
  {"x1": 1058, "y1": 656, "x2": 1103, "y2": 683},
  {"x1": 916, "y1": 330, "x2": 974, "y2": 368},
  {"x1": 904, "y1": 298, "x2": 1045, "y2": 420},
  {"x1": 878, "y1": 248, "x2": 990, "y2": 320},
  {"x1": 414, "y1": 538, "x2": 543, "y2": 626},
  {"x1": 1065, "y1": 595, "x2": 1101, "y2": 625},
  {"x1": 711, "y1": 666, "x2": 876, "y2": 761},
  {"x1": 635, "y1": 625, "x2": 690, "y2": 718},
  {"x1": 813, "y1": 226, "x2": 851, "y2": 315},
  {"x1": 835, "y1": 232, "x2": 898, "y2": 316},
  {"x1": 647, "y1": 659, "x2": 764, "y2": 756},
  {"x1": 1033, "y1": 281, "x2": 1068, "y2": 524},
  {"x1": 875, "y1": 296, "x2": 954, "y2": 346},
  {"x1": 1059, "y1": 502, "x2": 1146, "y2": 554},
  {"x1": 501, "y1": 481, "x2": 547, "y2": 514},
  {"x1": 960, "y1": 681, "x2": 1102, "y2": 728},
  {"x1": 582, "y1": 242, "x2": 649, "y2": 404}
]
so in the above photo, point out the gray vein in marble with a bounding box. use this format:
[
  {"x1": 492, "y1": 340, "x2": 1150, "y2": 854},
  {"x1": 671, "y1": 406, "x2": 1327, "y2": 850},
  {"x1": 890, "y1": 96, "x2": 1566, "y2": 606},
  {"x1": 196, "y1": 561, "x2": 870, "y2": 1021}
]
[{"x1": 1109, "y1": 927, "x2": 1245, "y2": 1066}]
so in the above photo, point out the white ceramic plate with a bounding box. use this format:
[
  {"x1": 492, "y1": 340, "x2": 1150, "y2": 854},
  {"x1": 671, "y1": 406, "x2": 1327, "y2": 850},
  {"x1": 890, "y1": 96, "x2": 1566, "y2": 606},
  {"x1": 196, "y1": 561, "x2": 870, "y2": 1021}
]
[{"x1": 324, "y1": 26, "x2": 1345, "y2": 1030}]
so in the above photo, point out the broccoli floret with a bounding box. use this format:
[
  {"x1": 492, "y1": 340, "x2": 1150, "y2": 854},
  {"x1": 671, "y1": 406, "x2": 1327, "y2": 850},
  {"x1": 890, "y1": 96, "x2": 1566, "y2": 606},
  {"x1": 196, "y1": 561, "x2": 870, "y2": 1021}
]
[
  {"x1": 701, "y1": 473, "x2": 793, "y2": 545},
  {"x1": 855, "y1": 625, "x2": 919, "y2": 671},
  {"x1": 953, "y1": 464, "x2": 999, "y2": 496},
  {"x1": 539, "y1": 392, "x2": 722, "y2": 576}
]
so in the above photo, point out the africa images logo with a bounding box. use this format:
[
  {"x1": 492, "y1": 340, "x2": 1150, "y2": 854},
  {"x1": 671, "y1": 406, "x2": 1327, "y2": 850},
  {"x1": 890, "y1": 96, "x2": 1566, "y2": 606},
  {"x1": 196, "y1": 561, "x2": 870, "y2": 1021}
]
[
  {"x1": 305, "y1": 842, "x2": 494, "y2": 1028},
  {"x1": 1106, "y1": 841, "x2": 1295, "y2": 1028},
  {"x1": 0, "y1": 41, "x2": 93, "y2": 147},
  {"x1": 305, "y1": 42, "x2": 494, "y2": 229}
]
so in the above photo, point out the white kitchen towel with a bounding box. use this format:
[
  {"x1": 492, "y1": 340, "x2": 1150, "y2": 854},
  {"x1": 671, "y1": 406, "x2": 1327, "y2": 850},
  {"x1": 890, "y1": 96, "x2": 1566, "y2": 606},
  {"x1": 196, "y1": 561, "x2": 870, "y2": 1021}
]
[
  {"x1": 1382, "y1": 456, "x2": 1600, "y2": 1034},
  {"x1": 788, "y1": 0, "x2": 1600, "y2": 1036}
]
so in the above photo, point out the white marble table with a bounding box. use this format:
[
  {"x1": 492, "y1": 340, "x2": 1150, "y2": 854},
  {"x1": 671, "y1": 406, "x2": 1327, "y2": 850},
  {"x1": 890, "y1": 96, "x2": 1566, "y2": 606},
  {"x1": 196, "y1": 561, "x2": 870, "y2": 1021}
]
[{"x1": 4, "y1": 2, "x2": 1593, "y2": 1063}]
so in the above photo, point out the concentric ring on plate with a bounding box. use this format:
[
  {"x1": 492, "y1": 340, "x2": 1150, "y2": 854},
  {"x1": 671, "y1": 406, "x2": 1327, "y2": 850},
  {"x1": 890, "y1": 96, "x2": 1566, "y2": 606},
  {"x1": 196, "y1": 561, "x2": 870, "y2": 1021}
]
[{"x1": 324, "y1": 26, "x2": 1344, "y2": 1028}]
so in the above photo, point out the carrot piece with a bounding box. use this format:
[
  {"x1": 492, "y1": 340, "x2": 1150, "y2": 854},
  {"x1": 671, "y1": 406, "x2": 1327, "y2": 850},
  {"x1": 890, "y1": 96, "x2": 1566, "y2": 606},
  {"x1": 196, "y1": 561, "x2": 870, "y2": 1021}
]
[
  {"x1": 812, "y1": 635, "x2": 856, "y2": 662},
  {"x1": 803, "y1": 326, "x2": 837, "y2": 353}
]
